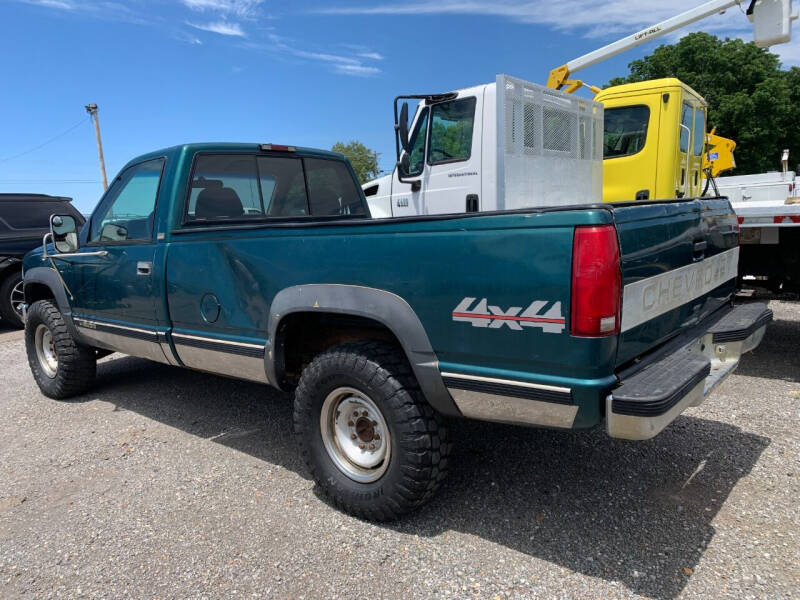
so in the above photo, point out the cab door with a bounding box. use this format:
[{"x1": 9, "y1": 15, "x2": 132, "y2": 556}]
[
  {"x1": 421, "y1": 91, "x2": 483, "y2": 215},
  {"x1": 601, "y1": 93, "x2": 660, "y2": 202},
  {"x1": 675, "y1": 99, "x2": 706, "y2": 198},
  {"x1": 58, "y1": 158, "x2": 170, "y2": 363},
  {"x1": 392, "y1": 90, "x2": 483, "y2": 216}
]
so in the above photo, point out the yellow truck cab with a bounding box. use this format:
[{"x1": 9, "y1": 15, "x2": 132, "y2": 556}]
[{"x1": 597, "y1": 78, "x2": 707, "y2": 203}]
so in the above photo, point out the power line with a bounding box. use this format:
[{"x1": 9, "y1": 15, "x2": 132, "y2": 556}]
[{"x1": 0, "y1": 116, "x2": 91, "y2": 165}]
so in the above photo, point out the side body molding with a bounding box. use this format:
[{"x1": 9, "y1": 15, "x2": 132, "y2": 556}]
[
  {"x1": 266, "y1": 284, "x2": 460, "y2": 417},
  {"x1": 23, "y1": 266, "x2": 85, "y2": 342}
]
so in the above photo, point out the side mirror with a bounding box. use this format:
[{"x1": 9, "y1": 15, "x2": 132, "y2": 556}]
[
  {"x1": 398, "y1": 102, "x2": 410, "y2": 153},
  {"x1": 50, "y1": 214, "x2": 79, "y2": 254},
  {"x1": 398, "y1": 153, "x2": 411, "y2": 176}
]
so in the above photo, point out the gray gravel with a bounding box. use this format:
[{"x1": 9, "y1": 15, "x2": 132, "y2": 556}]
[{"x1": 0, "y1": 295, "x2": 798, "y2": 599}]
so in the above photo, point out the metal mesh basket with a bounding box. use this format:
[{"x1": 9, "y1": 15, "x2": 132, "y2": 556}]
[{"x1": 497, "y1": 74, "x2": 603, "y2": 209}]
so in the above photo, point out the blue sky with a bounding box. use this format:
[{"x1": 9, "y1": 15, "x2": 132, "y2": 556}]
[{"x1": 2, "y1": 0, "x2": 798, "y2": 214}]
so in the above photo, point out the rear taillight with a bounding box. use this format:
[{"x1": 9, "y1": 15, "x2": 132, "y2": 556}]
[{"x1": 571, "y1": 225, "x2": 621, "y2": 337}]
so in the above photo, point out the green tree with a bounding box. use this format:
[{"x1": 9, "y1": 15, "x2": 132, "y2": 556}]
[
  {"x1": 331, "y1": 141, "x2": 380, "y2": 184},
  {"x1": 608, "y1": 32, "x2": 800, "y2": 174}
]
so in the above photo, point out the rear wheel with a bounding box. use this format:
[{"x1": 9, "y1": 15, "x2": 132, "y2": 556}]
[
  {"x1": 293, "y1": 341, "x2": 450, "y2": 521},
  {"x1": 0, "y1": 270, "x2": 24, "y2": 328},
  {"x1": 25, "y1": 300, "x2": 96, "y2": 399}
]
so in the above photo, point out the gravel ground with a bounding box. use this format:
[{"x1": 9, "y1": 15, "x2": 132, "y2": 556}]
[{"x1": 0, "y1": 294, "x2": 798, "y2": 599}]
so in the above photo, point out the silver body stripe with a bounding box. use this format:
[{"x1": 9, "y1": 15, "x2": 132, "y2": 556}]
[
  {"x1": 440, "y1": 371, "x2": 570, "y2": 394},
  {"x1": 75, "y1": 319, "x2": 155, "y2": 336},
  {"x1": 621, "y1": 247, "x2": 739, "y2": 333},
  {"x1": 171, "y1": 333, "x2": 264, "y2": 349}
]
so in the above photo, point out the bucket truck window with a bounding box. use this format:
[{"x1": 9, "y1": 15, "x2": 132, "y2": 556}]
[
  {"x1": 406, "y1": 107, "x2": 429, "y2": 177},
  {"x1": 603, "y1": 106, "x2": 650, "y2": 159},
  {"x1": 428, "y1": 98, "x2": 476, "y2": 165},
  {"x1": 680, "y1": 103, "x2": 693, "y2": 153},
  {"x1": 693, "y1": 108, "x2": 705, "y2": 157}
]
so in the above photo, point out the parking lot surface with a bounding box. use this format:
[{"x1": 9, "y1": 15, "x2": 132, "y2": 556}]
[{"x1": 1, "y1": 295, "x2": 798, "y2": 599}]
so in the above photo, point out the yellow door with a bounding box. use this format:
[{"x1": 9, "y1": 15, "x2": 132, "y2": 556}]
[{"x1": 601, "y1": 92, "x2": 661, "y2": 202}]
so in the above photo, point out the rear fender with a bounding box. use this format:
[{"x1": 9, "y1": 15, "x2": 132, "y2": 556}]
[{"x1": 267, "y1": 284, "x2": 460, "y2": 417}]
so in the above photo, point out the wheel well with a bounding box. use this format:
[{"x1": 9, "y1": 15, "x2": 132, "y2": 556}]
[
  {"x1": 24, "y1": 282, "x2": 56, "y2": 305},
  {"x1": 275, "y1": 312, "x2": 403, "y2": 390}
]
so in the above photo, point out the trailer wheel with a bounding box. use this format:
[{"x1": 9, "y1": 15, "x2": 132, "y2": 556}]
[
  {"x1": 0, "y1": 270, "x2": 25, "y2": 328},
  {"x1": 25, "y1": 300, "x2": 96, "y2": 399},
  {"x1": 293, "y1": 341, "x2": 450, "y2": 521}
]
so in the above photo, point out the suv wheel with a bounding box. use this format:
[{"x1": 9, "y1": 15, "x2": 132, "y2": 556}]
[
  {"x1": 293, "y1": 341, "x2": 450, "y2": 521},
  {"x1": 0, "y1": 270, "x2": 24, "y2": 328},
  {"x1": 25, "y1": 300, "x2": 96, "y2": 399}
]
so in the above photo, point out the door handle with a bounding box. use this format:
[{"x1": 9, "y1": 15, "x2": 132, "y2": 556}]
[
  {"x1": 693, "y1": 240, "x2": 707, "y2": 261},
  {"x1": 136, "y1": 261, "x2": 152, "y2": 276}
]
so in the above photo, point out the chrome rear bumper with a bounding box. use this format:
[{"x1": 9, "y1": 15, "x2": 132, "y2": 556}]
[{"x1": 607, "y1": 303, "x2": 772, "y2": 441}]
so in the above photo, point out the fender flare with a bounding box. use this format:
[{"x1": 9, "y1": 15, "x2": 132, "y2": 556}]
[
  {"x1": 23, "y1": 266, "x2": 85, "y2": 342},
  {"x1": 266, "y1": 284, "x2": 460, "y2": 417}
]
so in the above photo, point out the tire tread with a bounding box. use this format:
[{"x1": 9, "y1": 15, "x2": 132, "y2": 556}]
[{"x1": 293, "y1": 340, "x2": 451, "y2": 521}]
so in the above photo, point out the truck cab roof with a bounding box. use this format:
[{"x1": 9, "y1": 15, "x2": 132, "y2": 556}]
[
  {"x1": 596, "y1": 78, "x2": 706, "y2": 104},
  {"x1": 122, "y1": 143, "x2": 346, "y2": 171}
]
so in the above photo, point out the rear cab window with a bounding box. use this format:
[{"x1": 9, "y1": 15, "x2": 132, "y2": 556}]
[
  {"x1": 184, "y1": 152, "x2": 367, "y2": 224},
  {"x1": 693, "y1": 108, "x2": 706, "y2": 157}
]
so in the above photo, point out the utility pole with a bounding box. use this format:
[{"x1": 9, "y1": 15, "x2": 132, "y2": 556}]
[{"x1": 85, "y1": 103, "x2": 108, "y2": 190}]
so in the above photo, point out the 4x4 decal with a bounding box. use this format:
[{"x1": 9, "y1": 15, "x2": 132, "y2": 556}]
[{"x1": 452, "y1": 298, "x2": 566, "y2": 334}]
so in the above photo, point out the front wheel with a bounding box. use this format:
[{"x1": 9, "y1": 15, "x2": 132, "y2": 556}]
[
  {"x1": 293, "y1": 341, "x2": 450, "y2": 521},
  {"x1": 25, "y1": 300, "x2": 96, "y2": 399}
]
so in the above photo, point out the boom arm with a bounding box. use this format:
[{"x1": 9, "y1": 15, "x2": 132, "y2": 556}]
[{"x1": 548, "y1": 0, "x2": 754, "y2": 92}]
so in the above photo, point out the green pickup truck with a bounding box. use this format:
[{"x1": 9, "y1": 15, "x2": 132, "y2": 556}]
[{"x1": 21, "y1": 143, "x2": 771, "y2": 520}]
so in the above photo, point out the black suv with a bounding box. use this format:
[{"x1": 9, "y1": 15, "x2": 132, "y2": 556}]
[{"x1": 0, "y1": 194, "x2": 85, "y2": 328}]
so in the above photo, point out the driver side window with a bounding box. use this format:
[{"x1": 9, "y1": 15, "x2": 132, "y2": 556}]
[
  {"x1": 428, "y1": 97, "x2": 476, "y2": 165},
  {"x1": 89, "y1": 158, "x2": 164, "y2": 243}
]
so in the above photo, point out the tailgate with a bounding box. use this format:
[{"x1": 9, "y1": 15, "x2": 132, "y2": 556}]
[{"x1": 613, "y1": 197, "x2": 739, "y2": 366}]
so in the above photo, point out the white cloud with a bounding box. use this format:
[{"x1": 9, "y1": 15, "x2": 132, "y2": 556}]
[
  {"x1": 357, "y1": 51, "x2": 384, "y2": 60},
  {"x1": 23, "y1": 0, "x2": 75, "y2": 9},
  {"x1": 263, "y1": 33, "x2": 382, "y2": 76},
  {"x1": 314, "y1": 1, "x2": 733, "y2": 29},
  {"x1": 775, "y1": 39, "x2": 800, "y2": 65},
  {"x1": 181, "y1": 0, "x2": 263, "y2": 19},
  {"x1": 334, "y1": 63, "x2": 381, "y2": 76},
  {"x1": 316, "y1": 1, "x2": 800, "y2": 66},
  {"x1": 187, "y1": 20, "x2": 246, "y2": 36}
]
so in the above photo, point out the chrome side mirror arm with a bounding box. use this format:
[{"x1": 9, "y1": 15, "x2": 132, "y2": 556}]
[{"x1": 41, "y1": 233, "x2": 109, "y2": 260}]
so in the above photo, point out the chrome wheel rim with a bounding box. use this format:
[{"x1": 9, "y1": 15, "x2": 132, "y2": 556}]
[
  {"x1": 35, "y1": 324, "x2": 58, "y2": 378},
  {"x1": 10, "y1": 279, "x2": 24, "y2": 321},
  {"x1": 320, "y1": 387, "x2": 391, "y2": 483}
]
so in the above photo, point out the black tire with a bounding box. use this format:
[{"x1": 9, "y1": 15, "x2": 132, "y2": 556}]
[
  {"x1": 25, "y1": 300, "x2": 96, "y2": 399},
  {"x1": 0, "y1": 269, "x2": 24, "y2": 328},
  {"x1": 293, "y1": 341, "x2": 450, "y2": 521}
]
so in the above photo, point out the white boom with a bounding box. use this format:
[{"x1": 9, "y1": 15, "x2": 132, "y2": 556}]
[
  {"x1": 548, "y1": 0, "x2": 797, "y2": 92},
  {"x1": 568, "y1": 0, "x2": 744, "y2": 73}
]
